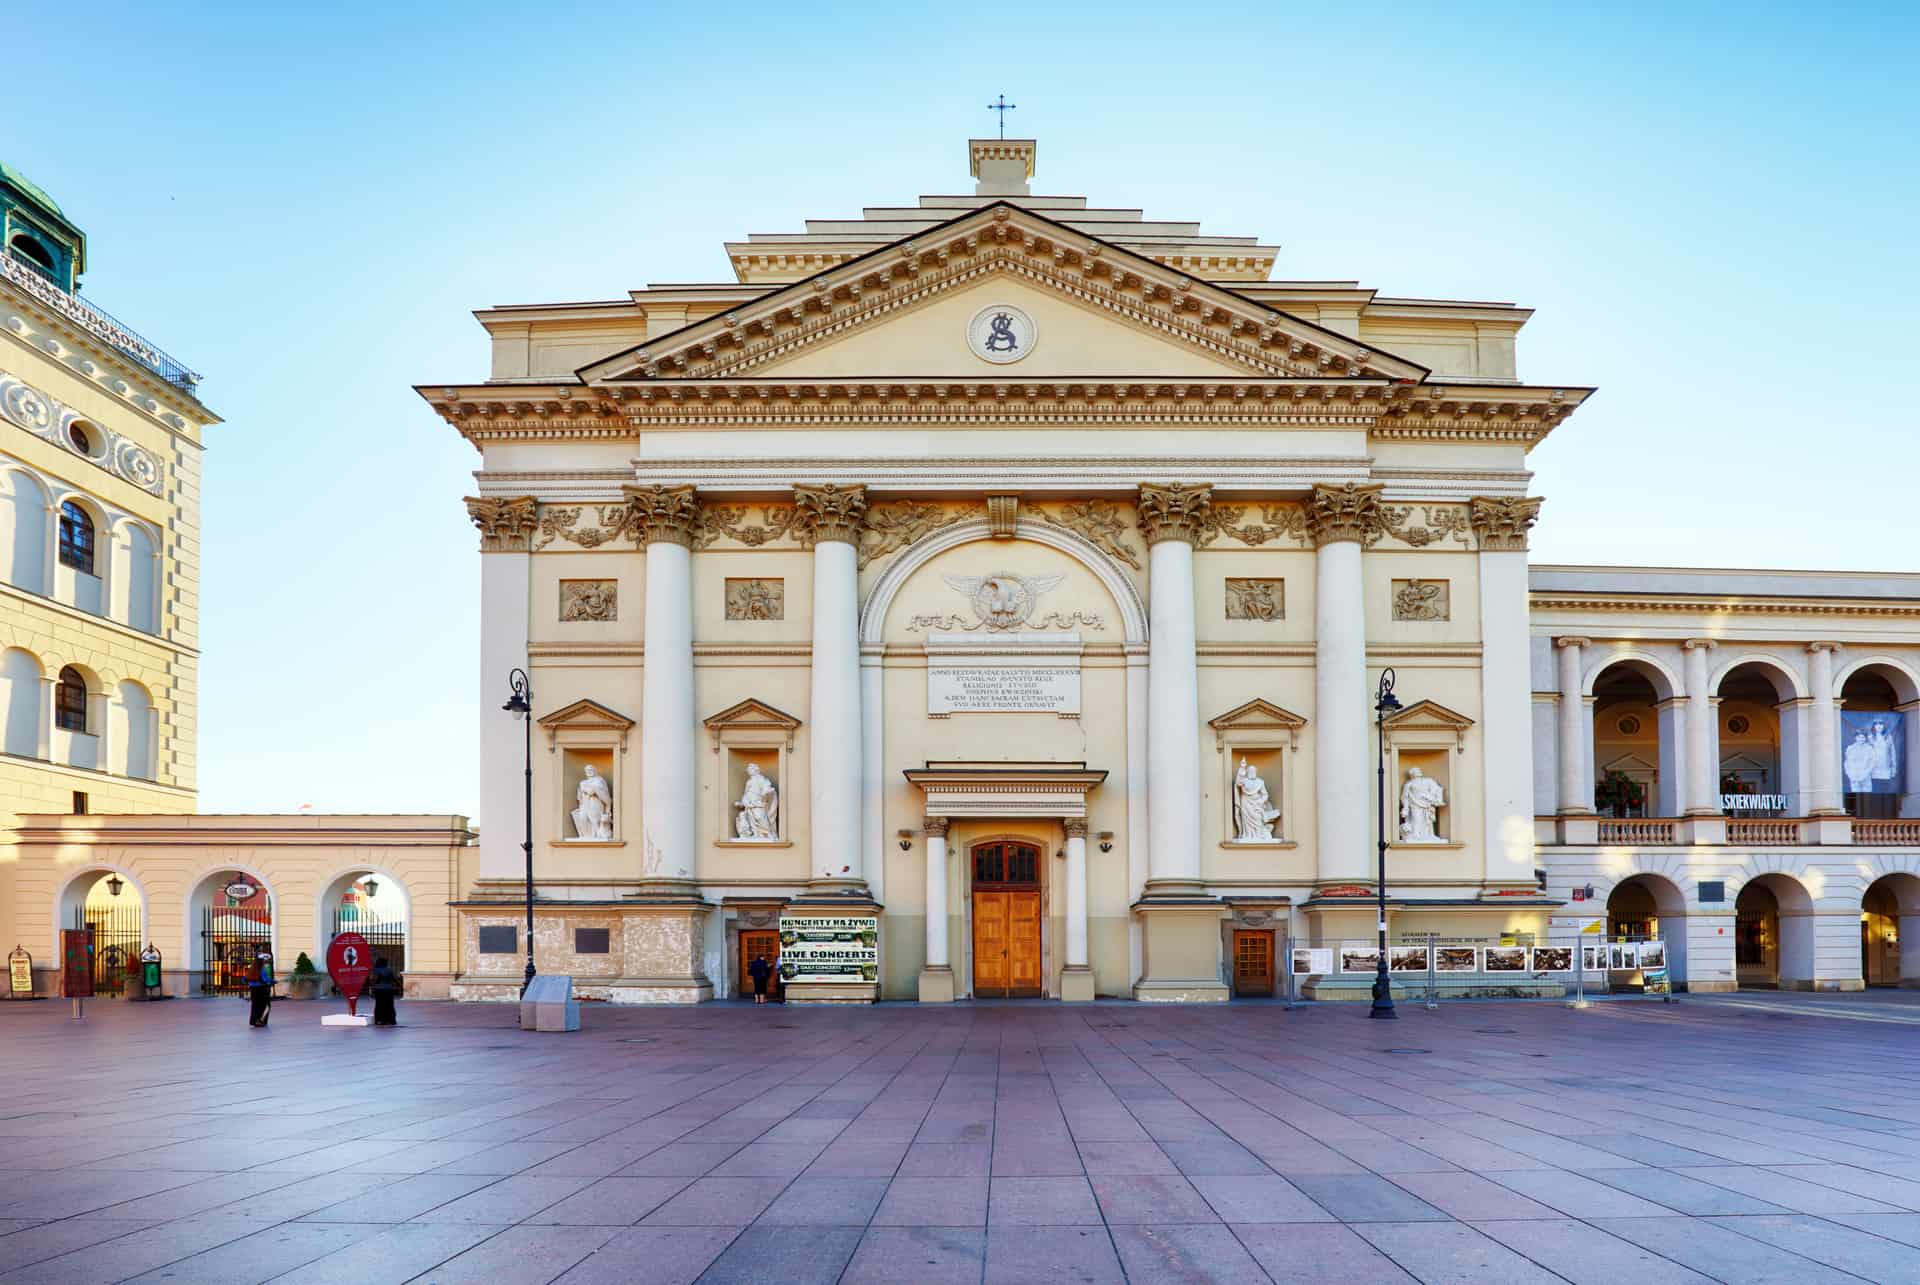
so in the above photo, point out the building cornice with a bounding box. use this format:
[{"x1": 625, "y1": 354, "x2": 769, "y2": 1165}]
[{"x1": 1531, "y1": 594, "x2": 1920, "y2": 619}]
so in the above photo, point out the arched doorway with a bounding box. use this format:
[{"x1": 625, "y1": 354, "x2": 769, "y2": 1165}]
[
  {"x1": 1605, "y1": 874, "x2": 1689, "y2": 989},
  {"x1": 1862, "y1": 874, "x2": 1920, "y2": 987},
  {"x1": 189, "y1": 869, "x2": 274, "y2": 995},
  {"x1": 1735, "y1": 873, "x2": 1814, "y2": 989},
  {"x1": 319, "y1": 870, "x2": 409, "y2": 993},
  {"x1": 58, "y1": 869, "x2": 144, "y2": 996},
  {"x1": 1714, "y1": 661, "x2": 1801, "y2": 815},
  {"x1": 970, "y1": 838, "x2": 1043, "y2": 998},
  {"x1": 1590, "y1": 660, "x2": 1678, "y2": 817}
]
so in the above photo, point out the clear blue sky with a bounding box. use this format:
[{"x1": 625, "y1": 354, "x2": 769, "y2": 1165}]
[{"x1": 7, "y1": 2, "x2": 1915, "y2": 822}]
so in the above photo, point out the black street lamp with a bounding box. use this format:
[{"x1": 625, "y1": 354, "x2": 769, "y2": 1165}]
[
  {"x1": 503, "y1": 669, "x2": 535, "y2": 996},
  {"x1": 1372, "y1": 668, "x2": 1402, "y2": 1020}
]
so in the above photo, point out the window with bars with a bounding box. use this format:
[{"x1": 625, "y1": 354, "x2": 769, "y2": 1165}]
[
  {"x1": 971, "y1": 841, "x2": 1040, "y2": 887},
  {"x1": 55, "y1": 666, "x2": 87, "y2": 732},
  {"x1": 58, "y1": 501, "x2": 95, "y2": 575}
]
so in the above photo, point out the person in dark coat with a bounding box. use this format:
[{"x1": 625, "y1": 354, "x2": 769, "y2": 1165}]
[
  {"x1": 247, "y1": 949, "x2": 274, "y2": 1027},
  {"x1": 748, "y1": 954, "x2": 774, "y2": 1004},
  {"x1": 370, "y1": 958, "x2": 400, "y2": 1026}
]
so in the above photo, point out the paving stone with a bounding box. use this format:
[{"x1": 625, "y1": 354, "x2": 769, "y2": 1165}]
[
  {"x1": 1355, "y1": 1220, "x2": 1566, "y2": 1284},
  {"x1": 267, "y1": 1223, "x2": 503, "y2": 1285},
  {"x1": 117, "y1": 1222, "x2": 368, "y2": 1285},
  {"x1": 522, "y1": 1175, "x2": 695, "y2": 1225},
  {"x1": 1286, "y1": 1172, "x2": 1451, "y2": 1222},
  {"x1": 1484, "y1": 1168, "x2": 1684, "y2": 1218},
  {"x1": 755, "y1": 1176, "x2": 888, "y2": 1225},
  {"x1": 299, "y1": 1171, "x2": 500, "y2": 1223},
  {"x1": 695, "y1": 1224, "x2": 863, "y2": 1284},
  {"x1": 1710, "y1": 1212, "x2": 1920, "y2": 1278},
  {"x1": 1673, "y1": 1165, "x2": 1907, "y2": 1214},
  {"x1": 1089, "y1": 1174, "x2": 1221, "y2": 1224},
  {"x1": 1109, "y1": 1224, "x2": 1271, "y2": 1282},
  {"x1": 842, "y1": 1226, "x2": 986, "y2": 1284},
  {"x1": 408, "y1": 1224, "x2": 618, "y2": 1284},
  {"x1": 1471, "y1": 1217, "x2": 1715, "y2": 1283},
  {"x1": 640, "y1": 1176, "x2": 791, "y2": 1226},
  {"x1": 987, "y1": 1176, "x2": 1104, "y2": 1226},
  {"x1": 1585, "y1": 1166, "x2": 1790, "y2": 1216},
  {"x1": 1593, "y1": 1216, "x2": 1863, "y2": 1284},
  {"x1": 983, "y1": 1225, "x2": 1126, "y2": 1283},
  {"x1": 1076, "y1": 1140, "x2": 1180, "y2": 1174},
  {"x1": 872, "y1": 1176, "x2": 990, "y2": 1226}
]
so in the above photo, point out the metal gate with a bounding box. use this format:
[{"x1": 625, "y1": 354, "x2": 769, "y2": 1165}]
[
  {"x1": 329, "y1": 909, "x2": 405, "y2": 993},
  {"x1": 73, "y1": 903, "x2": 140, "y2": 995},
  {"x1": 201, "y1": 901, "x2": 272, "y2": 995}
]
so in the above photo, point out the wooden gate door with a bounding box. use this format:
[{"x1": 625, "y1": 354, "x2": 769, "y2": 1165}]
[
  {"x1": 973, "y1": 893, "x2": 1010, "y2": 996},
  {"x1": 1232, "y1": 930, "x2": 1274, "y2": 997},
  {"x1": 740, "y1": 929, "x2": 781, "y2": 1000},
  {"x1": 971, "y1": 839, "x2": 1044, "y2": 998}
]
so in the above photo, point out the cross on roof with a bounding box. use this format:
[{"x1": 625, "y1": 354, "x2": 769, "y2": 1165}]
[{"x1": 986, "y1": 94, "x2": 1016, "y2": 139}]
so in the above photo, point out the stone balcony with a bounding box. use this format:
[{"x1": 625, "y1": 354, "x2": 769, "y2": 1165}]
[{"x1": 1536, "y1": 815, "x2": 1920, "y2": 846}]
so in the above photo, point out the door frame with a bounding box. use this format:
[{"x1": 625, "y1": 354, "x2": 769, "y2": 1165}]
[
  {"x1": 962, "y1": 827, "x2": 1055, "y2": 999},
  {"x1": 739, "y1": 928, "x2": 783, "y2": 1002},
  {"x1": 1230, "y1": 928, "x2": 1275, "y2": 997}
]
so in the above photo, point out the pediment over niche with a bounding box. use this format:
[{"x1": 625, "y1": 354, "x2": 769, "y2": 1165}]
[
  {"x1": 1209, "y1": 698, "x2": 1309, "y2": 750},
  {"x1": 704, "y1": 698, "x2": 802, "y2": 749},
  {"x1": 538, "y1": 698, "x2": 635, "y2": 749},
  {"x1": 1383, "y1": 699, "x2": 1475, "y2": 750},
  {"x1": 576, "y1": 202, "x2": 1428, "y2": 387}
]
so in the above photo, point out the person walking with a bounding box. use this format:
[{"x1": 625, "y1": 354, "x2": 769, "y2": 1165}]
[
  {"x1": 748, "y1": 954, "x2": 774, "y2": 1004},
  {"x1": 370, "y1": 957, "x2": 400, "y2": 1026},
  {"x1": 247, "y1": 948, "x2": 275, "y2": 1027}
]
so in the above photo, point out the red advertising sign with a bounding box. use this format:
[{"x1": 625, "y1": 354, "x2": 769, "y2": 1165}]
[
  {"x1": 61, "y1": 929, "x2": 94, "y2": 999},
  {"x1": 326, "y1": 932, "x2": 372, "y2": 1015}
]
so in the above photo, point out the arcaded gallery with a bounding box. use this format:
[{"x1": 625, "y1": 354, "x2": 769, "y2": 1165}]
[{"x1": 413, "y1": 138, "x2": 1920, "y2": 1006}]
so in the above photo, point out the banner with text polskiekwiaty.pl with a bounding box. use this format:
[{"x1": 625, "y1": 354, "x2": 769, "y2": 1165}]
[{"x1": 777, "y1": 915, "x2": 879, "y2": 984}]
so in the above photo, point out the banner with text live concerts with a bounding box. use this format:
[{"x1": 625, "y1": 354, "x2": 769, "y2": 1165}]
[{"x1": 777, "y1": 915, "x2": 879, "y2": 984}]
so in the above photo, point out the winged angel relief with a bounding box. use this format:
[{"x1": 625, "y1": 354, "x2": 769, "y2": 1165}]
[{"x1": 907, "y1": 572, "x2": 1104, "y2": 633}]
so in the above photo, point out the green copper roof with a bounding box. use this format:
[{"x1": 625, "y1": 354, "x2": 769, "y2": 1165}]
[{"x1": 0, "y1": 160, "x2": 66, "y2": 220}]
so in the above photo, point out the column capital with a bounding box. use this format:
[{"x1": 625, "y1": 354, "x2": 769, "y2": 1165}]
[
  {"x1": 1468, "y1": 495, "x2": 1544, "y2": 551},
  {"x1": 1807, "y1": 641, "x2": 1844, "y2": 655},
  {"x1": 922, "y1": 815, "x2": 950, "y2": 837},
  {"x1": 1682, "y1": 638, "x2": 1717, "y2": 653},
  {"x1": 1305, "y1": 482, "x2": 1385, "y2": 547},
  {"x1": 1554, "y1": 635, "x2": 1592, "y2": 650},
  {"x1": 464, "y1": 495, "x2": 539, "y2": 553},
  {"x1": 623, "y1": 483, "x2": 701, "y2": 548},
  {"x1": 792, "y1": 483, "x2": 869, "y2": 545},
  {"x1": 1136, "y1": 482, "x2": 1212, "y2": 545},
  {"x1": 1064, "y1": 817, "x2": 1090, "y2": 839}
]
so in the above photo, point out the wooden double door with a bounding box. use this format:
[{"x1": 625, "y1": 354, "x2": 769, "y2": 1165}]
[
  {"x1": 972, "y1": 840, "x2": 1043, "y2": 998},
  {"x1": 1232, "y1": 930, "x2": 1274, "y2": 997},
  {"x1": 740, "y1": 929, "x2": 782, "y2": 1001}
]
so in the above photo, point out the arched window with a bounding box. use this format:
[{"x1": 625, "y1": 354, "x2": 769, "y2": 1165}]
[
  {"x1": 9, "y1": 234, "x2": 55, "y2": 276},
  {"x1": 55, "y1": 666, "x2": 87, "y2": 733},
  {"x1": 58, "y1": 501, "x2": 94, "y2": 575}
]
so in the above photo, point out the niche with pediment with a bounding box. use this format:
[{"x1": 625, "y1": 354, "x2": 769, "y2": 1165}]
[
  {"x1": 705, "y1": 698, "x2": 800, "y2": 847},
  {"x1": 538, "y1": 699, "x2": 634, "y2": 847},
  {"x1": 1209, "y1": 699, "x2": 1307, "y2": 848},
  {"x1": 1381, "y1": 700, "x2": 1474, "y2": 848}
]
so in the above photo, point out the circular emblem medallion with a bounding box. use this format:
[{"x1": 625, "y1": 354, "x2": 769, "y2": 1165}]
[
  {"x1": 224, "y1": 880, "x2": 256, "y2": 901},
  {"x1": 967, "y1": 305, "x2": 1036, "y2": 365}
]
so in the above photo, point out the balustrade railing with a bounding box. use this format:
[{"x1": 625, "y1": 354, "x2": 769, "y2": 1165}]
[
  {"x1": 1728, "y1": 818, "x2": 1801, "y2": 845},
  {"x1": 1, "y1": 252, "x2": 201, "y2": 392},
  {"x1": 1854, "y1": 819, "x2": 1920, "y2": 845},
  {"x1": 1596, "y1": 818, "x2": 1677, "y2": 844}
]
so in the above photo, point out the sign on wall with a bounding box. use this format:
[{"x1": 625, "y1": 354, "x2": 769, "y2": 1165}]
[
  {"x1": 777, "y1": 915, "x2": 879, "y2": 984},
  {"x1": 1841, "y1": 711, "x2": 1904, "y2": 795},
  {"x1": 8, "y1": 947, "x2": 32, "y2": 997},
  {"x1": 927, "y1": 664, "x2": 1081, "y2": 715}
]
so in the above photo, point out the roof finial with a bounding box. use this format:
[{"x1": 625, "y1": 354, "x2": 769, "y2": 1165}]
[{"x1": 986, "y1": 94, "x2": 1017, "y2": 140}]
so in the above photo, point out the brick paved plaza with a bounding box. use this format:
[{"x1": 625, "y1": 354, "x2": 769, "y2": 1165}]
[{"x1": 6, "y1": 995, "x2": 1920, "y2": 1283}]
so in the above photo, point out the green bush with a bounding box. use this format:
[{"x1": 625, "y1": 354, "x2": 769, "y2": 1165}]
[{"x1": 291, "y1": 952, "x2": 318, "y2": 976}]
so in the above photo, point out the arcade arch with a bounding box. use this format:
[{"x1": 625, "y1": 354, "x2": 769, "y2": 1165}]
[
  {"x1": 1589, "y1": 659, "x2": 1678, "y2": 817},
  {"x1": 55, "y1": 866, "x2": 146, "y2": 995},
  {"x1": 1714, "y1": 660, "x2": 1801, "y2": 815},
  {"x1": 317, "y1": 867, "x2": 411, "y2": 985},
  {"x1": 1735, "y1": 872, "x2": 1815, "y2": 988},
  {"x1": 187, "y1": 867, "x2": 276, "y2": 994},
  {"x1": 1838, "y1": 663, "x2": 1915, "y2": 820},
  {"x1": 1605, "y1": 872, "x2": 1689, "y2": 988},
  {"x1": 1862, "y1": 872, "x2": 1920, "y2": 987}
]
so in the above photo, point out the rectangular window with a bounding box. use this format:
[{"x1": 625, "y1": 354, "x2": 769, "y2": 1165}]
[
  {"x1": 71, "y1": 791, "x2": 88, "y2": 815},
  {"x1": 574, "y1": 928, "x2": 610, "y2": 954},
  {"x1": 477, "y1": 926, "x2": 517, "y2": 955}
]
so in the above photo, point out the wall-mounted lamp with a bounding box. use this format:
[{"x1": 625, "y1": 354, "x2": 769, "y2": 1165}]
[
  {"x1": 897, "y1": 830, "x2": 914, "y2": 851},
  {"x1": 360, "y1": 876, "x2": 380, "y2": 898},
  {"x1": 105, "y1": 873, "x2": 124, "y2": 898},
  {"x1": 1098, "y1": 831, "x2": 1114, "y2": 853}
]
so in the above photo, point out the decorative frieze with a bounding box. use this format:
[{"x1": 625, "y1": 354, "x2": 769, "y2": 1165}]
[
  {"x1": 560, "y1": 580, "x2": 617, "y2": 622},
  {"x1": 623, "y1": 483, "x2": 701, "y2": 548},
  {"x1": 536, "y1": 503, "x2": 640, "y2": 550},
  {"x1": 859, "y1": 500, "x2": 973, "y2": 567},
  {"x1": 0, "y1": 372, "x2": 165, "y2": 494},
  {"x1": 1225, "y1": 578, "x2": 1285, "y2": 621},
  {"x1": 695, "y1": 503, "x2": 801, "y2": 551},
  {"x1": 1469, "y1": 495, "x2": 1544, "y2": 552},
  {"x1": 725, "y1": 578, "x2": 784, "y2": 620},
  {"x1": 1381, "y1": 505, "x2": 1474, "y2": 548},
  {"x1": 1392, "y1": 579, "x2": 1450, "y2": 621},
  {"x1": 1136, "y1": 482, "x2": 1213, "y2": 546},
  {"x1": 464, "y1": 495, "x2": 540, "y2": 552},
  {"x1": 792, "y1": 483, "x2": 868, "y2": 546},
  {"x1": 1042, "y1": 499, "x2": 1142, "y2": 569},
  {"x1": 1305, "y1": 482, "x2": 1385, "y2": 547},
  {"x1": 1201, "y1": 503, "x2": 1308, "y2": 548}
]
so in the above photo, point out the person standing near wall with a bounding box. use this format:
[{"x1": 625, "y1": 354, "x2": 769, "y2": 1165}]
[
  {"x1": 247, "y1": 948, "x2": 275, "y2": 1027},
  {"x1": 370, "y1": 957, "x2": 400, "y2": 1026}
]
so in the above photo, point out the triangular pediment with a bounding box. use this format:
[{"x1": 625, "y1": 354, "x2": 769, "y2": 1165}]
[
  {"x1": 577, "y1": 202, "x2": 1428, "y2": 386},
  {"x1": 703, "y1": 698, "x2": 802, "y2": 733},
  {"x1": 537, "y1": 698, "x2": 635, "y2": 731},
  {"x1": 1209, "y1": 698, "x2": 1309, "y2": 749},
  {"x1": 1382, "y1": 699, "x2": 1475, "y2": 748}
]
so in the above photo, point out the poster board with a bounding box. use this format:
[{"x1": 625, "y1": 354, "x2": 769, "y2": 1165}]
[
  {"x1": 60, "y1": 929, "x2": 94, "y2": 999},
  {"x1": 1291, "y1": 947, "x2": 1333, "y2": 975},
  {"x1": 777, "y1": 914, "x2": 879, "y2": 984}
]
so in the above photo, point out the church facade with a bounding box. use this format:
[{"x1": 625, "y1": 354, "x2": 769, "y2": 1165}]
[{"x1": 426, "y1": 140, "x2": 1920, "y2": 1003}]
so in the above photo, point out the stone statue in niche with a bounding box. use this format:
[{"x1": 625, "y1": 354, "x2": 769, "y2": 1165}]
[
  {"x1": 1232, "y1": 758, "x2": 1281, "y2": 842},
  {"x1": 734, "y1": 763, "x2": 780, "y2": 840},
  {"x1": 570, "y1": 764, "x2": 614, "y2": 840},
  {"x1": 1399, "y1": 767, "x2": 1446, "y2": 843}
]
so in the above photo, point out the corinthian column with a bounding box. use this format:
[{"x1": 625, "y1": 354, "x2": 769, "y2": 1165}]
[
  {"x1": 795, "y1": 483, "x2": 869, "y2": 891},
  {"x1": 1137, "y1": 483, "x2": 1211, "y2": 895},
  {"x1": 466, "y1": 494, "x2": 539, "y2": 881},
  {"x1": 627, "y1": 484, "x2": 702, "y2": 884},
  {"x1": 1682, "y1": 639, "x2": 1719, "y2": 815},
  {"x1": 1308, "y1": 483, "x2": 1381, "y2": 884},
  {"x1": 1470, "y1": 496, "x2": 1545, "y2": 886}
]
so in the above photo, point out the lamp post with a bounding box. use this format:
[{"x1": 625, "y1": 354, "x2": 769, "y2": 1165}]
[
  {"x1": 503, "y1": 669, "x2": 535, "y2": 996},
  {"x1": 1372, "y1": 668, "x2": 1402, "y2": 1019}
]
